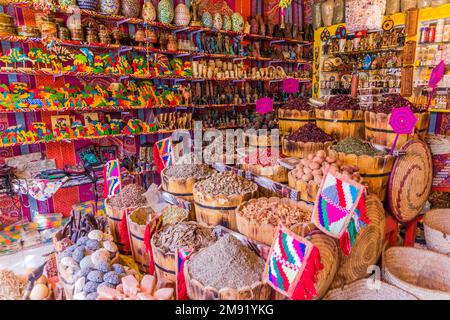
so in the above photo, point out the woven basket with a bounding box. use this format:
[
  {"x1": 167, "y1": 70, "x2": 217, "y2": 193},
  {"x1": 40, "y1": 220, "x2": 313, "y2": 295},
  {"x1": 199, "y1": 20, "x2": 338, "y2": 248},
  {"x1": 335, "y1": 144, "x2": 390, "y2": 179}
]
[
  {"x1": 315, "y1": 109, "x2": 365, "y2": 140},
  {"x1": 331, "y1": 194, "x2": 385, "y2": 289},
  {"x1": 105, "y1": 199, "x2": 139, "y2": 253},
  {"x1": 278, "y1": 109, "x2": 316, "y2": 135},
  {"x1": 309, "y1": 233, "x2": 339, "y2": 299},
  {"x1": 388, "y1": 140, "x2": 433, "y2": 223},
  {"x1": 324, "y1": 279, "x2": 418, "y2": 300},
  {"x1": 382, "y1": 246, "x2": 450, "y2": 300},
  {"x1": 423, "y1": 209, "x2": 450, "y2": 254},
  {"x1": 282, "y1": 138, "x2": 334, "y2": 159}
]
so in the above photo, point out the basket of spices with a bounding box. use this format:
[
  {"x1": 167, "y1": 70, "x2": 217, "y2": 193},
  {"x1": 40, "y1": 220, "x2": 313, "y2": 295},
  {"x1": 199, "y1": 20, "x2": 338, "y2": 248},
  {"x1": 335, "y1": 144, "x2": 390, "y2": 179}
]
[
  {"x1": 282, "y1": 123, "x2": 335, "y2": 159},
  {"x1": 365, "y1": 94, "x2": 430, "y2": 150},
  {"x1": 161, "y1": 164, "x2": 214, "y2": 220},
  {"x1": 328, "y1": 137, "x2": 395, "y2": 202},
  {"x1": 239, "y1": 149, "x2": 288, "y2": 183},
  {"x1": 382, "y1": 247, "x2": 450, "y2": 300},
  {"x1": 105, "y1": 184, "x2": 148, "y2": 253},
  {"x1": 184, "y1": 234, "x2": 271, "y2": 300},
  {"x1": 288, "y1": 150, "x2": 363, "y2": 203},
  {"x1": 315, "y1": 95, "x2": 365, "y2": 140},
  {"x1": 423, "y1": 208, "x2": 450, "y2": 255},
  {"x1": 151, "y1": 221, "x2": 217, "y2": 283},
  {"x1": 236, "y1": 197, "x2": 313, "y2": 246},
  {"x1": 126, "y1": 206, "x2": 157, "y2": 273},
  {"x1": 193, "y1": 172, "x2": 258, "y2": 231},
  {"x1": 277, "y1": 97, "x2": 316, "y2": 135},
  {"x1": 160, "y1": 205, "x2": 189, "y2": 226}
]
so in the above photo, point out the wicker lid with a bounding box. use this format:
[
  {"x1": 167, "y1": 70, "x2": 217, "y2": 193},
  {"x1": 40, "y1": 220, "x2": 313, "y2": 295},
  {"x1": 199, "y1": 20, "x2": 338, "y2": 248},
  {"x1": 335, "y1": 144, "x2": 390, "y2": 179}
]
[{"x1": 388, "y1": 140, "x2": 433, "y2": 223}]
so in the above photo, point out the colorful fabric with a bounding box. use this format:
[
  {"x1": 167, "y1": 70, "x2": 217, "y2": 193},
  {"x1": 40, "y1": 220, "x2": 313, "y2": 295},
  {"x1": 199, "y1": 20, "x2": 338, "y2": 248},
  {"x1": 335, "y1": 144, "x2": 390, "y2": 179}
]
[
  {"x1": 312, "y1": 170, "x2": 369, "y2": 255},
  {"x1": 153, "y1": 137, "x2": 173, "y2": 173},
  {"x1": 143, "y1": 214, "x2": 162, "y2": 276},
  {"x1": 103, "y1": 159, "x2": 121, "y2": 198},
  {"x1": 176, "y1": 248, "x2": 193, "y2": 300},
  {"x1": 264, "y1": 224, "x2": 323, "y2": 300},
  {"x1": 19, "y1": 177, "x2": 69, "y2": 201}
]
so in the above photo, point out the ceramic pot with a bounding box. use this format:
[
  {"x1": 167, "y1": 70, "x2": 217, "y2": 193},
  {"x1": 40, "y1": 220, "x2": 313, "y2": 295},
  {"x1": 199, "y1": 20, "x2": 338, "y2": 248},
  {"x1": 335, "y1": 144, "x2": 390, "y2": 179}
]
[
  {"x1": 59, "y1": 0, "x2": 77, "y2": 6},
  {"x1": 122, "y1": 0, "x2": 140, "y2": 18},
  {"x1": 213, "y1": 12, "x2": 222, "y2": 30},
  {"x1": 201, "y1": 11, "x2": 213, "y2": 28},
  {"x1": 175, "y1": 3, "x2": 191, "y2": 27},
  {"x1": 158, "y1": 0, "x2": 174, "y2": 24},
  {"x1": 100, "y1": 0, "x2": 120, "y2": 15},
  {"x1": 321, "y1": 0, "x2": 334, "y2": 27},
  {"x1": 142, "y1": 0, "x2": 156, "y2": 22},
  {"x1": 250, "y1": 17, "x2": 258, "y2": 34},
  {"x1": 77, "y1": 0, "x2": 98, "y2": 11},
  {"x1": 222, "y1": 14, "x2": 231, "y2": 30},
  {"x1": 231, "y1": 12, "x2": 244, "y2": 32}
]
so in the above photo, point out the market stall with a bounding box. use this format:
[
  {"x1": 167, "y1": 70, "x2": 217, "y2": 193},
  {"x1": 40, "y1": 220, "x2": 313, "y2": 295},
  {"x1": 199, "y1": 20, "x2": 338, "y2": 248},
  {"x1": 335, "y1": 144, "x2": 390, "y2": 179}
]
[{"x1": 0, "y1": 0, "x2": 449, "y2": 301}]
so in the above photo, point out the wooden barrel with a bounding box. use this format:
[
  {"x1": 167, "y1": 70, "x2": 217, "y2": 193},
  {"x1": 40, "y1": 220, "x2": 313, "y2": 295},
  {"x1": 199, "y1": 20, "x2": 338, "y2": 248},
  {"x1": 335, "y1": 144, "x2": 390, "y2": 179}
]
[
  {"x1": 105, "y1": 199, "x2": 137, "y2": 253},
  {"x1": 161, "y1": 168, "x2": 212, "y2": 221},
  {"x1": 240, "y1": 162, "x2": 288, "y2": 183},
  {"x1": 315, "y1": 109, "x2": 365, "y2": 140},
  {"x1": 184, "y1": 250, "x2": 271, "y2": 300},
  {"x1": 246, "y1": 132, "x2": 279, "y2": 149},
  {"x1": 288, "y1": 171, "x2": 320, "y2": 203},
  {"x1": 150, "y1": 221, "x2": 215, "y2": 284},
  {"x1": 127, "y1": 206, "x2": 156, "y2": 273},
  {"x1": 282, "y1": 138, "x2": 334, "y2": 159},
  {"x1": 328, "y1": 147, "x2": 395, "y2": 202},
  {"x1": 236, "y1": 197, "x2": 313, "y2": 246},
  {"x1": 277, "y1": 109, "x2": 316, "y2": 135},
  {"x1": 382, "y1": 247, "x2": 450, "y2": 300},
  {"x1": 365, "y1": 111, "x2": 430, "y2": 150},
  {"x1": 193, "y1": 185, "x2": 258, "y2": 231},
  {"x1": 331, "y1": 194, "x2": 385, "y2": 289},
  {"x1": 423, "y1": 208, "x2": 450, "y2": 255},
  {"x1": 324, "y1": 279, "x2": 418, "y2": 300}
]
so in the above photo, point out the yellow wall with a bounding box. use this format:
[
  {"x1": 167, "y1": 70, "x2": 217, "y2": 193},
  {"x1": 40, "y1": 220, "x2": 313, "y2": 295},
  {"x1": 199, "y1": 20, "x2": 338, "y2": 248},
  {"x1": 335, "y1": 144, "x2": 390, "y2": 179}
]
[{"x1": 312, "y1": 3, "x2": 450, "y2": 99}]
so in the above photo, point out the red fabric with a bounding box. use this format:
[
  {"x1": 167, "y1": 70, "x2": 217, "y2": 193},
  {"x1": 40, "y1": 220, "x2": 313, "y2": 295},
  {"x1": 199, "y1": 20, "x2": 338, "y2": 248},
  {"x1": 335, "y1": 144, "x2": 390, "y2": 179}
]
[
  {"x1": 143, "y1": 224, "x2": 155, "y2": 275},
  {"x1": 290, "y1": 246, "x2": 323, "y2": 300},
  {"x1": 153, "y1": 143, "x2": 165, "y2": 174},
  {"x1": 119, "y1": 211, "x2": 130, "y2": 254},
  {"x1": 176, "y1": 254, "x2": 190, "y2": 300},
  {"x1": 339, "y1": 230, "x2": 352, "y2": 256}
]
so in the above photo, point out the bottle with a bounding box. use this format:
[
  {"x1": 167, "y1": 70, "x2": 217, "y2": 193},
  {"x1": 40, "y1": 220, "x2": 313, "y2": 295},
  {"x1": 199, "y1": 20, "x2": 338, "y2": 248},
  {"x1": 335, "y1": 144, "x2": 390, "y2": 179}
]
[
  {"x1": 351, "y1": 64, "x2": 359, "y2": 98},
  {"x1": 429, "y1": 25, "x2": 436, "y2": 43}
]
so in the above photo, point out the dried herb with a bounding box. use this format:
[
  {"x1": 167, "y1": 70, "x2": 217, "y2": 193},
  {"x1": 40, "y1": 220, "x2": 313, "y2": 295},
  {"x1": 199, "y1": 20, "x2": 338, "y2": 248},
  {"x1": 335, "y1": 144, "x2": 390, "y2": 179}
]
[
  {"x1": 373, "y1": 94, "x2": 422, "y2": 114},
  {"x1": 280, "y1": 97, "x2": 313, "y2": 111},
  {"x1": 321, "y1": 94, "x2": 361, "y2": 111},
  {"x1": 333, "y1": 137, "x2": 387, "y2": 156}
]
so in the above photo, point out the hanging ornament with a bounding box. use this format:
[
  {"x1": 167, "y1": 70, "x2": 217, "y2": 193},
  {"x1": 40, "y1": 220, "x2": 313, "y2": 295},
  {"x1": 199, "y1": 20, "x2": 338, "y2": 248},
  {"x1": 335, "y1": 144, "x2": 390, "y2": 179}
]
[
  {"x1": 320, "y1": 28, "x2": 331, "y2": 42},
  {"x1": 389, "y1": 107, "x2": 418, "y2": 154},
  {"x1": 267, "y1": 0, "x2": 293, "y2": 29},
  {"x1": 382, "y1": 18, "x2": 394, "y2": 31}
]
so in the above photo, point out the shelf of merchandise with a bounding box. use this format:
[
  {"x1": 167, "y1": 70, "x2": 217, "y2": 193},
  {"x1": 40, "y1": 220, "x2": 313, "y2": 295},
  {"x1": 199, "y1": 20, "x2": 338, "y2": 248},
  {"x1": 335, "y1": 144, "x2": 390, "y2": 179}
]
[
  {"x1": 13, "y1": 2, "x2": 312, "y2": 46},
  {"x1": 0, "y1": 101, "x2": 287, "y2": 114},
  {"x1": 0, "y1": 35, "x2": 312, "y2": 65},
  {"x1": 323, "y1": 47, "x2": 405, "y2": 57},
  {"x1": 429, "y1": 109, "x2": 450, "y2": 113}
]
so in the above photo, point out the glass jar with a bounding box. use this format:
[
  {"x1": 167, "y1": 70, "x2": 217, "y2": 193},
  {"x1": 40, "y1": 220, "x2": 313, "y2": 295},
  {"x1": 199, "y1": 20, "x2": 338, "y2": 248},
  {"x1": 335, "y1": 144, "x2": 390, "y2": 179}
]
[
  {"x1": 312, "y1": 1, "x2": 322, "y2": 30},
  {"x1": 333, "y1": 0, "x2": 345, "y2": 25},
  {"x1": 321, "y1": 0, "x2": 335, "y2": 27},
  {"x1": 386, "y1": 0, "x2": 401, "y2": 14},
  {"x1": 417, "y1": 0, "x2": 432, "y2": 7},
  {"x1": 402, "y1": 0, "x2": 417, "y2": 11}
]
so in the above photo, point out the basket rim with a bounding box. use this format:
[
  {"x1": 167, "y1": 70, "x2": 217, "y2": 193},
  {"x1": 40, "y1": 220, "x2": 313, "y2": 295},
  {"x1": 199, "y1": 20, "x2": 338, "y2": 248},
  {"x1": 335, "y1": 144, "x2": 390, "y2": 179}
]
[
  {"x1": 160, "y1": 166, "x2": 215, "y2": 183},
  {"x1": 423, "y1": 209, "x2": 450, "y2": 234},
  {"x1": 328, "y1": 144, "x2": 395, "y2": 161}
]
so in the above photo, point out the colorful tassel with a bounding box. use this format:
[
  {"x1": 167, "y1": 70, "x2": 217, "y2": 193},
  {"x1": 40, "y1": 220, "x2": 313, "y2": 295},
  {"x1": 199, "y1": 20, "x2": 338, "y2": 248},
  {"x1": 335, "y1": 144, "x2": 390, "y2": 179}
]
[
  {"x1": 339, "y1": 230, "x2": 352, "y2": 256},
  {"x1": 143, "y1": 224, "x2": 156, "y2": 275},
  {"x1": 119, "y1": 211, "x2": 130, "y2": 254},
  {"x1": 290, "y1": 246, "x2": 323, "y2": 300}
]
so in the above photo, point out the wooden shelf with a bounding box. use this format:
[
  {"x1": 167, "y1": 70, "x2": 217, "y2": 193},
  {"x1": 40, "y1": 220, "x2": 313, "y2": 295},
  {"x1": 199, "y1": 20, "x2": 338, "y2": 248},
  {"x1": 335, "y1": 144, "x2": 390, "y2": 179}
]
[{"x1": 429, "y1": 109, "x2": 450, "y2": 113}]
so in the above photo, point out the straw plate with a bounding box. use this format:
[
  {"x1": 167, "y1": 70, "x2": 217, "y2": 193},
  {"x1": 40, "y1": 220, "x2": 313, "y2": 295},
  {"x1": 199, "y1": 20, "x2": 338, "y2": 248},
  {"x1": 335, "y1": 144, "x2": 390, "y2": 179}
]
[
  {"x1": 423, "y1": 208, "x2": 450, "y2": 254},
  {"x1": 382, "y1": 246, "x2": 450, "y2": 300},
  {"x1": 324, "y1": 279, "x2": 418, "y2": 300}
]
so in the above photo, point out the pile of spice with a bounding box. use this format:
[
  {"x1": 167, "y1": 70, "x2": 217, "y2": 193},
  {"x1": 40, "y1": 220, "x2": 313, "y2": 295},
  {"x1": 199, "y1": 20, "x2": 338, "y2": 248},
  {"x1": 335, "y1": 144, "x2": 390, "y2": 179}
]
[
  {"x1": 291, "y1": 150, "x2": 363, "y2": 185},
  {"x1": 129, "y1": 209, "x2": 151, "y2": 225},
  {"x1": 188, "y1": 234, "x2": 265, "y2": 289},
  {"x1": 333, "y1": 137, "x2": 387, "y2": 156},
  {"x1": 164, "y1": 164, "x2": 214, "y2": 180},
  {"x1": 373, "y1": 94, "x2": 422, "y2": 114},
  {"x1": 0, "y1": 269, "x2": 25, "y2": 300},
  {"x1": 152, "y1": 222, "x2": 217, "y2": 253},
  {"x1": 161, "y1": 205, "x2": 188, "y2": 226},
  {"x1": 279, "y1": 97, "x2": 313, "y2": 111},
  {"x1": 239, "y1": 198, "x2": 311, "y2": 228},
  {"x1": 285, "y1": 123, "x2": 334, "y2": 143},
  {"x1": 108, "y1": 184, "x2": 147, "y2": 209},
  {"x1": 321, "y1": 94, "x2": 360, "y2": 111},
  {"x1": 194, "y1": 172, "x2": 257, "y2": 197}
]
